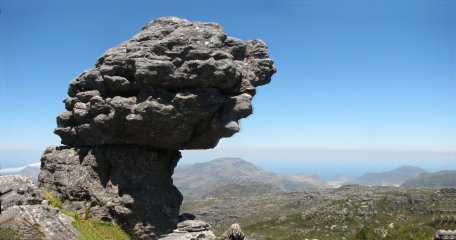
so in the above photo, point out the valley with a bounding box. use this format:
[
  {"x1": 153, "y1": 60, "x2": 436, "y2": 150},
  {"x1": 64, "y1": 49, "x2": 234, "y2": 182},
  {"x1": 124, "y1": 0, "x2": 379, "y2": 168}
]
[{"x1": 182, "y1": 185, "x2": 456, "y2": 239}]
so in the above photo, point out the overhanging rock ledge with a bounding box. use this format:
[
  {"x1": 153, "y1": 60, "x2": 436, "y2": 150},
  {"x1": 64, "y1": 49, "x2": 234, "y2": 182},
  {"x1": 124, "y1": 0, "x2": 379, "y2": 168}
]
[{"x1": 39, "y1": 16, "x2": 276, "y2": 238}]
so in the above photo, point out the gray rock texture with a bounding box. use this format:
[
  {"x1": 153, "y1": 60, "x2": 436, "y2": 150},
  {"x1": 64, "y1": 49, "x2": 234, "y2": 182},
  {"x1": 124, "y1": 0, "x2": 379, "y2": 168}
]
[
  {"x1": 434, "y1": 230, "x2": 456, "y2": 240},
  {"x1": 39, "y1": 16, "x2": 275, "y2": 238},
  {"x1": 0, "y1": 175, "x2": 79, "y2": 240},
  {"x1": 55, "y1": 16, "x2": 276, "y2": 149},
  {"x1": 160, "y1": 220, "x2": 216, "y2": 240},
  {"x1": 220, "y1": 223, "x2": 246, "y2": 240},
  {"x1": 39, "y1": 145, "x2": 181, "y2": 236}
]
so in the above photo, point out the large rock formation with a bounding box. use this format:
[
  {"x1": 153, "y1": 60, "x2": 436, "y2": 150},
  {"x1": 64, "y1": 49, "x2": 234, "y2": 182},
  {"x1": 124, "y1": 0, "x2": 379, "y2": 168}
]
[
  {"x1": 39, "y1": 16, "x2": 275, "y2": 238},
  {"x1": 54, "y1": 16, "x2": 275, "y2": 149}
]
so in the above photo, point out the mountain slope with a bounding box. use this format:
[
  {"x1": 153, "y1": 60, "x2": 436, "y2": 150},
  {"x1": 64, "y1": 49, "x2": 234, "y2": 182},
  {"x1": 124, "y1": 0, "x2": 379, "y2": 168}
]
[
  {"x1": 173, "y1": 158, "x2": 326, "y2": 197},
  {"x1": 401, "y1": 170, "x2": 456, "y2": 188},
  {"x1": 206, "y1": 182, "x2": 281, "y2": 198},
  {"x1": 0, "y1": 163, "x2": 40, "y2": 183},
  {"x1": 17, "y1": 166, "x2": 41, "y2": 183},
  {"x1": 354, "y1": 166, "x2": 427, "y2": 186}
]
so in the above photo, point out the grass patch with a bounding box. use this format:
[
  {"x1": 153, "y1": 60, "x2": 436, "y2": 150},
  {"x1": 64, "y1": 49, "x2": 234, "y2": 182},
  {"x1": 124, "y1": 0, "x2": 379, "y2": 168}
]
[
  {"x1": 0, "y1": 225, "x2": 44, "y2": 240},
  {"x1": 384, "y1": 221, "x2": 436, "y2": 240},
  {"x1": 0, "y1": 228, "x2": 21, "y2": 240},
  {"x1": 42, "y1": 189, "x2": 131, "y2": 240},
  {"x1": 43, "y1": 190, "x2": 64, "y2": 209},
  {"x1": 353, "y1": 226, "x2": 373, "y2": 240},
  {"x1": 73, "y1": 218, "x2": 131, "y2": 240}
]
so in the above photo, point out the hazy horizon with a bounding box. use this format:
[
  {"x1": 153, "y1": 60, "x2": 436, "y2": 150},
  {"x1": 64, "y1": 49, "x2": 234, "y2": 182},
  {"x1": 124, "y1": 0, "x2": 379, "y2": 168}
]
[{"x1": 2, "y1": 147, "x2": 455, "y2": 180}]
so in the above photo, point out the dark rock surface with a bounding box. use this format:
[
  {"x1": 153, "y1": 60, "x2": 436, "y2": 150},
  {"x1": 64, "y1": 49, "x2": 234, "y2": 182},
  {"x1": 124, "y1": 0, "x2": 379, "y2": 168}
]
[
  {"x1": 55, "y1": 16, "x2": 276, "y2": 149},
  {"x1": 0, "y1": 175, "x2": 79, "y2": 240},
  {"x1": 179, "y1": 213, "x2": 196, "y2": 222},
  {"x1": 39, "y1": 145, "x2": 181, "y2": 236},
  {"x1": 39, "y1": 16, "x2": 275, "y2": 238}
]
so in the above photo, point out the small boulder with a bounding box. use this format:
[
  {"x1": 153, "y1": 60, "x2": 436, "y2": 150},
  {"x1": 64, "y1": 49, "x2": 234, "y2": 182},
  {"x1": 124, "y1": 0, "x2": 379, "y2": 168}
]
[{"x1": 220, "y1": 223, "x2": 246, "y2": 240}]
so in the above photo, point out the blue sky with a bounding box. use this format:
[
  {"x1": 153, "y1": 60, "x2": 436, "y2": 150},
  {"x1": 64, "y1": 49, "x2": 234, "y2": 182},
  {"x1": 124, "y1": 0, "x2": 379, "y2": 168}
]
[{"x1": 1, "y1": 0, "x2": 455, "y2": 178}]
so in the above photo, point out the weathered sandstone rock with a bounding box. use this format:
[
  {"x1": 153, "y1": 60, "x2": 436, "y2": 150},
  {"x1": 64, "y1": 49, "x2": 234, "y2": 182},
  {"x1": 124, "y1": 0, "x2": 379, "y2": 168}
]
[
  {"x1": 39, "y1": 145, "x2": 181, "y2": 236},
  {"x1": 160, "y1": 220, "x2": 216, "y2": 240},
  {"x1": 0, "y1": 176, "x2": 79, "y2": 240},
  {"x1": 55, "y1": 16, "x2": 276, "y2": 149},
  {"x1": 39, "y1": 16, "x2": 275, "y2": 238}
]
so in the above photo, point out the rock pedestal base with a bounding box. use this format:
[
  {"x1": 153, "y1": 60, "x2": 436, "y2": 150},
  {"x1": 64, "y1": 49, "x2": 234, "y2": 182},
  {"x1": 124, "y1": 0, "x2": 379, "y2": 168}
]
[
  {"x1": 37, "y1": 16, "x2": 276, "y2": 239},
  {"x1": 39, "y1": 145, "x2": 182, "y2": 237}
]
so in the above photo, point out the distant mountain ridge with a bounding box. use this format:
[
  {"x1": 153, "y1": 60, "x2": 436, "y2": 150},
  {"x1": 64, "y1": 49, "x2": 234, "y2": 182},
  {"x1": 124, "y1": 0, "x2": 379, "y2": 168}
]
[
  {"x1": 353, "y1": 166, "x2": 428, "y2": 186},
  {"x1": 0, "y1": 162, "x2": 40, "y2": 174},
  {"x1": 0, "y1": 163, "x2": 41, "y2": 183},
  {"x1": 173, "y1": 157, "x2": 328, "y2": 197},
  {"x1": 401, "y1": 170, "x2": 456, "y2": 188},
  {"x1": 4, "y1": 160, "x2": 453, "y2": 193},
  {"x1": 17, "y1": 166, "x2": 41, "y2": 183}
]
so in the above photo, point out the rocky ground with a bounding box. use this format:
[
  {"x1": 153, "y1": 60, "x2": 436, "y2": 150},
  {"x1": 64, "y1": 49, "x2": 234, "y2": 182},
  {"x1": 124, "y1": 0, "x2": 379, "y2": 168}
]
[
  {"x1": 181, "y1": 185, "x2": 456, "y2": 239},
  {"x1": 0, "y1": 176, "x2": 79, "y2": 240},
  {"x1": 0, "y1": 175, "x2": 226, "y2": 240}
]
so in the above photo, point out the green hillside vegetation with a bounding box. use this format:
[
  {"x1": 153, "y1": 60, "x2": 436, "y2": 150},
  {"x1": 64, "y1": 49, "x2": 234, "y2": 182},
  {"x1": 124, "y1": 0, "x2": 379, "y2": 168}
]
[
  {"x1": 401, "y1": 171, "x2": 456, "y2": 188},
  {"x1": 354, "y1": 166, "x2": 427, "y2": 186},
  {"x1": 206, "y1": 182, "x2": 281, "y2": 198},
  {"x1": 183, "y1": 186, "x2": 456, "y2": 240},
  {"x1": 243, "y1": 192, "x2": 453, "y2": 239},
  {"x1": 0, "y1": 229, "x2": 21, "y2": 240}
]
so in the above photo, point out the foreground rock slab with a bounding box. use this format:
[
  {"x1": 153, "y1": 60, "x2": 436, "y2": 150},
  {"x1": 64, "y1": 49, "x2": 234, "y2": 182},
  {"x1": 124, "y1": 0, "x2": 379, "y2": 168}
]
[
  {"x1": 0, "y1": 175, "x2": 79, "y2": 240},
  {"x1": 160, "y1": 220, "x2": 216, "y2": 240}
]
